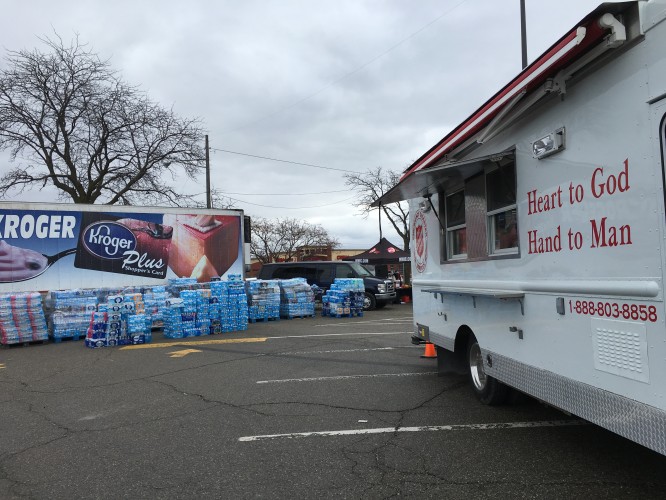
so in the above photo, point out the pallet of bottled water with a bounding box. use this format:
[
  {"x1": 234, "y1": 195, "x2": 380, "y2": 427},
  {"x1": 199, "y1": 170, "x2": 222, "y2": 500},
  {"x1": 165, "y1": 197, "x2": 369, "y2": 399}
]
[
  {"x1": 142, "y1": 285, "x2": 168, "y2": 328},
  {"x1": 163, "y1": 297, "x2": 185, "y2": 338},
  {"x1": 322, "y1": 290, "x2": 351, "y2": 317},
  {"x1": 169, "y1": 289, "x2": 206, "y2": 338},
  {"x1": 321, "y1": 278, "x2": 364, "y2": 318},
  {"x1": 50, "y1": 289, "x2": 98, "y2": 341},
  {"x1": 85, "y1": 311, "x2": 110, "y2": 348},
  {"x1": 162, "y1": 277, "x2": 249, "y2": 338},
  {"x1": 166, "y1": 277, "x2": 200, "y2": 298},
  {"x1": 164, "y1": 289, "x2": 213, "y2": 338},
  {"x1": 85, "y1": 293, "x2": 152, "y2": 348},
  {"x1": 246, "y1": 280, "x2": 280, "y2": 322},
  {"x1": 279, "y1": 278, "x2": 315, "y2": 318},
  {"x1": 212, "y1": 279, "x2": 249, "y2": 332},
  {"x1": 0, "y1": 292, "x2": 49, "y2": 345}
]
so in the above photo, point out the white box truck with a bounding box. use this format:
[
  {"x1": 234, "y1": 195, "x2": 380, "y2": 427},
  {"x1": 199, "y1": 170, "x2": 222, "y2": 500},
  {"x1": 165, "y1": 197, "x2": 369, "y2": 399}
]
[
  {"x1": 0, "y1": 202, "x2": 246, "y2": 292},
  {"x1": 377, "y1": 0, "x2": 666, "y2": 455}
]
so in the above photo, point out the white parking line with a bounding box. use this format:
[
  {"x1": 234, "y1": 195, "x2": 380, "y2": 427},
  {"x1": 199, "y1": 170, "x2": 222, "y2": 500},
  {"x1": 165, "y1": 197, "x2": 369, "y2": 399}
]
[
  {"x1": 265, "y1": 332, "x2": 411, "y2": 339},
  {"x1": 239, "y1": 419, "x2": 588, "y2": 442},
  {"x1": 314, "y1": 318, "x2": 413, "y2": 327},
  {"x1": 278, "y1": 346, "x2": 421, "y2": 355},
  {"x1": 257, "y1": 371, "x2": 438, "y2": 384}
]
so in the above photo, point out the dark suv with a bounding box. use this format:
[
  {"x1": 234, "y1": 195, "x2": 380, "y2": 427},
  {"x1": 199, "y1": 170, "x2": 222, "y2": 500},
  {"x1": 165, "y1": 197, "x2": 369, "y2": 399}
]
[{"x1": 257, "y1": 261, "x2": 396, "y2": 310}]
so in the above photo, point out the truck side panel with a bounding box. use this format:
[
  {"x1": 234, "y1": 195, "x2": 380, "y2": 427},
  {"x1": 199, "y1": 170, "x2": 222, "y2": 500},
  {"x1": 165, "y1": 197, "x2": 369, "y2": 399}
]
[{"x1": 410, "y1": 5, "x2": 666, "y2": 454}]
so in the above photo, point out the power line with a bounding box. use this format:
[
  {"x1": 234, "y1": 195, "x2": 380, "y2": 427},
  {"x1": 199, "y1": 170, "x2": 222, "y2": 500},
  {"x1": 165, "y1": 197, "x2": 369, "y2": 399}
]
[
  {"x1": 223, "y1": 0, "x2": 469, "y2": 133},
  {"x1": 219, "y1": 189, "x2": 349, "y2": 196},
  {"x1": 210, "y1": 147, "x2": 356, "y2": 173},
  {"x1": 223, "y1": 194, "x2": 357, "y2": 209}
]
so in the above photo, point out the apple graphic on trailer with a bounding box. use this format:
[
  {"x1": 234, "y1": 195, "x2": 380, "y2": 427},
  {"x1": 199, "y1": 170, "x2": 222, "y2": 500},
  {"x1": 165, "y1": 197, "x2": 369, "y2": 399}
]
[{"x1": 115, "y1": 219, "x2": 173, "y2": 270}]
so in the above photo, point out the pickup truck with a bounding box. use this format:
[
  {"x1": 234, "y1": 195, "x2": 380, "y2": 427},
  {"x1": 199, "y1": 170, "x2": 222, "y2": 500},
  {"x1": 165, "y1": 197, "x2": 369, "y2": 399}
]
[{"x1": 257, "y1": 261, "x2": 396, "y2": 310}]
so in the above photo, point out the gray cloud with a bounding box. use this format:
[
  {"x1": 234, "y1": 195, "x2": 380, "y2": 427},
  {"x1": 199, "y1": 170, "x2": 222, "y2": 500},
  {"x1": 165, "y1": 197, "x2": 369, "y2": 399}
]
[{"x1": 0, "y1": 0, "x2": 603, "y2": 248}]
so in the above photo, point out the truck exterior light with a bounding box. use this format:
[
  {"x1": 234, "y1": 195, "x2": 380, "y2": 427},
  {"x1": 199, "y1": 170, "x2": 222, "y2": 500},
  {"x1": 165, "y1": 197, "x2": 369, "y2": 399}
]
[{"x1": 532, "y1": 127, "x2": 565, "y2": 159}]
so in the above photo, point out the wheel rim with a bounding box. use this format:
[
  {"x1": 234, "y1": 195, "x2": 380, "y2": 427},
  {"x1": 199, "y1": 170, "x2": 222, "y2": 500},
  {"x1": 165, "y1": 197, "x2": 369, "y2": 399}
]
[
  {"x1": 469, "y1": 342, "x2": 487, "y2": 391},
  {"x1": 363, "y1": 295, "x2": 371, "y2": 309}
]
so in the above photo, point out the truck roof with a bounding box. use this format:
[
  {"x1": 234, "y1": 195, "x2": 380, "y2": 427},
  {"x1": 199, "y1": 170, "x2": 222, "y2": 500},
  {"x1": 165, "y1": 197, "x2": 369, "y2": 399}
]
[{"x1": 375, "y1": 1, "x2": 637, "y2": 206}]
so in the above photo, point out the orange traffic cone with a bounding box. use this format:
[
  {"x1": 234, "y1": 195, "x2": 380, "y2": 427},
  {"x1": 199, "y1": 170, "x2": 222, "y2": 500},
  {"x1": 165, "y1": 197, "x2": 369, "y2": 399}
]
[{"x1": 421, "y1": 342, "x2": 437, "y2": 358}]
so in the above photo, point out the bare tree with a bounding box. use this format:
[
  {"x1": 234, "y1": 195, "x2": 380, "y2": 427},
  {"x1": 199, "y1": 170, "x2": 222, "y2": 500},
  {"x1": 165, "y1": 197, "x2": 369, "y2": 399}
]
[
  {"x1": 250, "y1": 217, "x2": 339, "y2": 264},
  {"x1": 250, "y1": 218, "x2": 286, "y2": 264},
  {"x1": 0, "y1": 35, "x2": 205, "y2": 206},
  {"x1": 189, "y1": 188, "x2": 237, "y2": 210},
  {"x1": 344, "y1": 167, "x2": 409, "y2": 251}
]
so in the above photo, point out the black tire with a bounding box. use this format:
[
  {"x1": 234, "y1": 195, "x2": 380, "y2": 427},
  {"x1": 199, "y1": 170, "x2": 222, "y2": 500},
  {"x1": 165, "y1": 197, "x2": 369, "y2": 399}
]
[
  {"x1": 363, "y1": 292, "x2": 376, "y2": 311},
  {"x1": 375, "y1": 301, "x2": 387, "y2": 309},
  {"x1": 466, "y1": 335, "x2": 509, "y2": 405}
]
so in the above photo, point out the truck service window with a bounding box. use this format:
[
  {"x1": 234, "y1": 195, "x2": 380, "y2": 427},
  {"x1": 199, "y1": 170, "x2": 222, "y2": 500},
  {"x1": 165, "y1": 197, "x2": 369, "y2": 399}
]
[
  {"x1": 486, "y1": 163, "x2": 518, "y2": 254},
  {"x1": 445, "y1": 190, "x2": 467, "y2": 259}
]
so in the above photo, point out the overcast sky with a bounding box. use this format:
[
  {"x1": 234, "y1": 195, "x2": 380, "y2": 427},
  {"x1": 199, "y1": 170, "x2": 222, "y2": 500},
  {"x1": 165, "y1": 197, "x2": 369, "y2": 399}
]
[{"x1": 0, "y1": 0, "x2": 606, "y2": 249}]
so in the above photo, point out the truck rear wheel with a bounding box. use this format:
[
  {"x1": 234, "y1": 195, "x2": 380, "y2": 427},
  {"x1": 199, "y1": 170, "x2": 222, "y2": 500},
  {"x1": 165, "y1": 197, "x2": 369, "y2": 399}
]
[{"x1": 467, "y1": 336, "x2": 509, "y2": 405}]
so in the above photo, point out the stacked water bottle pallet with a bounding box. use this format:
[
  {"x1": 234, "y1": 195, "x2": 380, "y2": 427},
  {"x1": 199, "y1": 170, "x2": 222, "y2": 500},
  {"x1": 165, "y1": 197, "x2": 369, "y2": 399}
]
[
  {"x1": 165, "y1": 277, "x2": 200, "y2": 297},
  {"x1": 86, "y1": 311, "x2": 109, "y2": 348},
  {"x1": 216, "y1": 275, "x2": 249, "y2": 332},
  {"x1": 164, "y1": 289, "x2": 207, "y2": 338},
  {"x1": 163, "y1": 276, "x2": 249, "y2": 338},
  {"x1": 94, "y1": 285, "x2": 167, "y2": 329},
  {"x1": 142, "y1": 286, "x2": 169, "y2": 329},
  {"x1": 0, "y1": 292, "x2": 49, "y2": 345},
  {"x1": 85, "y1": 293, "x2": 152, "y2": 348},
  {"x1": 279, "y1": 278, "x2": 315, "y2": 319},
  {"x1": 350, "y1": 290, "x2": 365, "y2": 316},
  {"x1": 49, "y1": 289, "x2": 98, "y2": 341},
  {"x1": 163, "y1": 297, "x2": 185, "y2": 338},
  {"x1": 321, "y1": 278, "x2": 365, "y2": 318},
  {"x1": 246, "y1": 280, "x2": 280, "y2": 322},
  {"x1": 162, "y1": 278, "x2": 204, "y2": 338}
]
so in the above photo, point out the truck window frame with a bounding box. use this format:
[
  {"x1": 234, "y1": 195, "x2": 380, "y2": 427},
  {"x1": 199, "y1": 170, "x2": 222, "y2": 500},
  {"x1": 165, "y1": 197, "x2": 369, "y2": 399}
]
[
  {"x1": 486, "y1": 163, "x2": 518, "y2": 256},
  {"x1": 444, "y1": 189, "x2": 467, "y2": 260},
  {"x1": 438, "y1": 156, "x2": 519, "y2": 263}
]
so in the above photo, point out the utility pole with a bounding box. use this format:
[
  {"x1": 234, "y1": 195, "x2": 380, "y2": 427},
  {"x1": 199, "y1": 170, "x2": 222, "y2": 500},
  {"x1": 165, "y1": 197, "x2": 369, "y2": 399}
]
[
  {"x1": 205, "y1": 134, "x2": 211, "y2": 208},
  {"x1": 520, "y1": 0, "x2": 528, "y2": 69},
  {"x1": 378, "y1": 205, "x2": 383, "y2": 239}
]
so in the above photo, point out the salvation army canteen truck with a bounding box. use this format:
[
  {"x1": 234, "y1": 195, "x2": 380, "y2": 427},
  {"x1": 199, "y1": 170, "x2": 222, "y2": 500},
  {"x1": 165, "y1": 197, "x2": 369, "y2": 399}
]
[
  {"x1": 376, "y1": 0, "x2": 666, "y2": 455},
  {"x1": 0, "y1": 202, "x2": 246, "y2": 292}
]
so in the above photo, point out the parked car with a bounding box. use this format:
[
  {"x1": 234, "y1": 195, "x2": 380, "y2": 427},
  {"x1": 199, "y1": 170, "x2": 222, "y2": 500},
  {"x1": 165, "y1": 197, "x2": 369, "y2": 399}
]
[{"x1": 257, "y1": 261, "x2": 396, "y2": 310}]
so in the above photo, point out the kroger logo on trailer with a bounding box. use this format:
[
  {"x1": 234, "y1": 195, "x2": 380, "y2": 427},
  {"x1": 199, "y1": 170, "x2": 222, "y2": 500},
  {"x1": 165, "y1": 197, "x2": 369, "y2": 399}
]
[{"x1": 82, "y1": 222, "x2": 136, "y2": 259}]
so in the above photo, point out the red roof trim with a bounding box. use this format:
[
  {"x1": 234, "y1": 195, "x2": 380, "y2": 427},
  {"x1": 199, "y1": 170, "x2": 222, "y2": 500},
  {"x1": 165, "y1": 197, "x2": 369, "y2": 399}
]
[{"x1": 401, "y1": 17, "x2": 608, "y2": 181}]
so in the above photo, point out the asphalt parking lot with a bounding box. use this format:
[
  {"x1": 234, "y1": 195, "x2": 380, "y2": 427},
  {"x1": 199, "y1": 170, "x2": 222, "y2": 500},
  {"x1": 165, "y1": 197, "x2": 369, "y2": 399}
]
[{"x1": 2, "y1": 303, "x2": 666, "y2": 499}]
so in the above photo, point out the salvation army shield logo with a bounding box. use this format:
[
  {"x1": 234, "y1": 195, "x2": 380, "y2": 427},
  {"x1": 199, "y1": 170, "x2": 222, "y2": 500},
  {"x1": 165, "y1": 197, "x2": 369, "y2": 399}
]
[{"x1": 413, "y1": 209, "x2": 427, "y2": 273}]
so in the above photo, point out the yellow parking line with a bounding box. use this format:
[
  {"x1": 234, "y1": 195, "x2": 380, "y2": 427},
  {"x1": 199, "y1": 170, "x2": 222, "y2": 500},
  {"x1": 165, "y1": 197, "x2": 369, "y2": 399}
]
[{"x1": 120, "y1": 337, "x2": 268, "y2": 350}]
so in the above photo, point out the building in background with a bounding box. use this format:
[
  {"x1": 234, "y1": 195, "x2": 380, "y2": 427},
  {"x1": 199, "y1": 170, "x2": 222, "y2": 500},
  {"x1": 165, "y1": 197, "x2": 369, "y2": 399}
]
[{"x1": 248, "y1": 244, "x2": 366, "y2": 277}]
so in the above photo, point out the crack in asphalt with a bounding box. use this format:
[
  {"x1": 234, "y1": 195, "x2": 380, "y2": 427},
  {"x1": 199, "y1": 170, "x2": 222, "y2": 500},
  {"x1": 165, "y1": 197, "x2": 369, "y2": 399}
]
[
  {"x1": 147, "y1": 377, "x2": 275, "y2": 418},
  {"x1": 7, "y1": 350, "x2": 270, "y2": 394},
  {"x1": 307, "y1": 382, "x2": 470, "y2": 497},
  {"x1": 237, "y1": 380, "x2": 466, "y2": 417}
]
